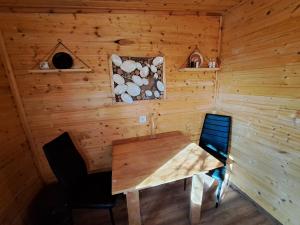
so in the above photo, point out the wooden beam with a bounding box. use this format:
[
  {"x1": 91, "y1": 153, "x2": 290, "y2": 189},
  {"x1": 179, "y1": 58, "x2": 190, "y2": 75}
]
[
  {"x1": 217, "y1": 16, "x2": 223, "y2": 59},
  {"x1": 0, "y1": 30, "x2": 43, "y2": 180},
  {"x1": 214, "y1": 16, "x2": 223, "y2": 106},
  {"x1": 0, "y1": 7, "x2": 223, "y2": 15},
  {"x1": 126, "y1": 190, "x2": 142, "y2": 225}
]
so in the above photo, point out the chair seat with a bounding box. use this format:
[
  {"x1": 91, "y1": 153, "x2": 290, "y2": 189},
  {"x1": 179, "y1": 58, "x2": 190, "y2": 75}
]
[{"x1": 69, "y1": 171, "x2": 116, "y2": 209}]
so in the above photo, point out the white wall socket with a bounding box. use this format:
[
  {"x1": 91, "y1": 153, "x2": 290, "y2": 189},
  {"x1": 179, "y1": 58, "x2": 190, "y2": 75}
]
[{"x1": 139, "y1": 115, "x2": 147, "y2": 124}]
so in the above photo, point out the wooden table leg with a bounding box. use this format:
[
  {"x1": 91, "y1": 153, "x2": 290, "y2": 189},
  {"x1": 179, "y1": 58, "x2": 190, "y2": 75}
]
[
  {"x1": 126, "y1": 190, "x2": 142, "y2": 225},
  {"x1": 190, "y1": 173, "x2": 205, "y2": 225}
]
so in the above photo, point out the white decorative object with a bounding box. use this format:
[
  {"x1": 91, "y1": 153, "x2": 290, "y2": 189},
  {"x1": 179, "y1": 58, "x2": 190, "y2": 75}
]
[
  {"x1": 132, "y1": 75, "x2": 143, "y2": 86},
  {"x1": 111, "y1": 54, "x2": 122, "y2": 67},
  {"x1": 114, "y1": 84, "x2": 127, "y2": 95},
  {"x1": 39, "y1": 61, "x2": 49, "y2": 70},
  {"x1": 126, "y1": 82, "x2": 141, "y2": 96},
  {"x1": 142, "y1": 78, "x2": 149, "y2": 85},
  {"x1": 110, "y1": 55, "x2": 165, "y2": 103},
  {"x1": 121, "y1": 60, "x2": 136, "y2": 73},
  {"x1": 135, "y1": 62, "x2": 143, "y2": 70},
  {"x1": 140, "y1": 66, "x2": 149, "y2": 77},
  {"x1": 152, "y1": 56, "x2": 164, "y2": 66},
  {"x1": 212, "y1": 58, "x2": 216, "y2": 68},
  {"x1": 112, "y1": 74, "x2": 125, "y2": 85},
  {"x1": 208, "y1": 58, "x2": 217, "y2": 68},
  {"x1": 156, "y1": 80, "x2": 165, "y2": 92},
  {"x1": 154, "y1": 90, "x2": 160, "y2": 98},
  {"x1": 145, "y1": 90, "x2": 153, "y2": 97},
  {"x1": 121, "y1": 93, "x2": 133, "y2": 104},
  {"x1": 150, "y1": 65, "x2": 157, "y2": 73}
]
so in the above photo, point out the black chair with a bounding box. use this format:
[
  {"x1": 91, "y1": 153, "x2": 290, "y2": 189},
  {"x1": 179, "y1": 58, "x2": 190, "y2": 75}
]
[
  {"x1": 184, "y1": 113, "x2": 231, "y2": 207},
  {"x1": 43, "y1": 132, "x2": 117, "y2": 225}
]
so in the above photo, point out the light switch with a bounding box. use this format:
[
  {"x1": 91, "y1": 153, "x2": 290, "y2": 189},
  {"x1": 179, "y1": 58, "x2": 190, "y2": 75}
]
[{"x1": 139, "y1": 115, "x2": 147, "y2": 124}]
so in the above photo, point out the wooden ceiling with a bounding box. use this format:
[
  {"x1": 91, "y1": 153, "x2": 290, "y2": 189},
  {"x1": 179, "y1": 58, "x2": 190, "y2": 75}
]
[{"x1": 0, "y1": 0, "x2": 243, "y2": 15}]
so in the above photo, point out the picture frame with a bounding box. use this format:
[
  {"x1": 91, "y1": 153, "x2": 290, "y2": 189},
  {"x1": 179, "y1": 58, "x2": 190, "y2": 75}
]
[{"x1": 109, "y1": 54, "x2": 166, "y2": 104}]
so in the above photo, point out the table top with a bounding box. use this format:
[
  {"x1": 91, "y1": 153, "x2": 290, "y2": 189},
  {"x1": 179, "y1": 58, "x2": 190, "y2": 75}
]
[{"x1": 111, "y1": 131, "x2": 223, "y2": 194}]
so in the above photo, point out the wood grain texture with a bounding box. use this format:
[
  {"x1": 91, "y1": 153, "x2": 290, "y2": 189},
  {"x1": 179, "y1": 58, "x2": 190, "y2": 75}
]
[
  {"x1": 190, "y1": 173, "x2": 205, "y2": 225},
  {"x1": 218, "y1": 1, "x2": 300, "y2": 225},
  {"x1": 73, "y1": 181, "x2": 280, "y2": 225},
  {"x1": 112, "y1": 131, "x2": 222, "y2": 194},
  {"x1": 0, "y1": 53, "x2": 42, "y2": 224},
  {"x1": 0, "y1": 13, "x2": 220, "y2": 181},
  {"x1": 0, "y1": 0, "x2": 242, "y2": 15},
  {"x1": 0, "y1": 31, "x2": 43, "y2": 180},
  {"x1": 126, "y1": 191, "x2": 142, "y2": 225}
]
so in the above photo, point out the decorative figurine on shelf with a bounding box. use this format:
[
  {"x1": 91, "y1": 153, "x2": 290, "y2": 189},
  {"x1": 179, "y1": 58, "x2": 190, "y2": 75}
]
[
  {"x1": 52, "y1": 52, "x2": 74, "y2": 69},
  {"x1": 39, "y1": 61, "x2": 49, "y2": 70},
  {"x1": 208, "y1": 58, "x2": 217, "y2": 68},
  {"x1": 189, "y1": 48, "x2": 203, "y2": 68}
]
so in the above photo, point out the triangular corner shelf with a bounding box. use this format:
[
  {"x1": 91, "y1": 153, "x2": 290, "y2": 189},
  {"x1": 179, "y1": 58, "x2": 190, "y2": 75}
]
[
  {"x1": 28, "y1": 39, "x2": 93, "y2": 74},
  {"x1": 178, "y1": 46, "x2": 220, "y2": 72}
]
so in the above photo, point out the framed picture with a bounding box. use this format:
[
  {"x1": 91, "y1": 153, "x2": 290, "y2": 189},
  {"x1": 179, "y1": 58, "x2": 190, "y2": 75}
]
[{"x1": 109, "y1": 54, "x2": 166, "y2": 104}]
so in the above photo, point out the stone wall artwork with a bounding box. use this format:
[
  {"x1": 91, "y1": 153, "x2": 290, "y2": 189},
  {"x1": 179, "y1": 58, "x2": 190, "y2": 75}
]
[{"x1": 110, "y1": 54, "x2": 166, "y2": 104}]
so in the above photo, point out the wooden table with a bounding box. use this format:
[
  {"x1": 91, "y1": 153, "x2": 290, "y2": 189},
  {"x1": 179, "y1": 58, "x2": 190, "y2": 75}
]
[{"x1": 112, "y1": 131, "x2": 223, "y2": 225}]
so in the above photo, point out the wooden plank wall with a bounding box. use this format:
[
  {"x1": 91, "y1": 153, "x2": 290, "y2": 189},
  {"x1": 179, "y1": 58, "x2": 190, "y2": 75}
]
[
  {"x1": 0, "y1": 0, "x2": 242, "y2": 14},
  {"x1": 218, "y1": 0, "x2": 300, "y2": 224},
  {"x1": 0, "y1": 54, "x2": 42, "y2": 224},
  {"x1": 0, "y1": 13, "x2": 220, "y2": 181}
]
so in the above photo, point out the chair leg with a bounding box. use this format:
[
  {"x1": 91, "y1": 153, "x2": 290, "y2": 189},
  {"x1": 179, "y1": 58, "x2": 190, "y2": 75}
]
[
  {"x1": 215, "y1": 180, "x2": 222, "y2": 208},
  {"x1": 215, "y1": 172, "x2": 230, "y2": 208},
  {"x1": 109, "y1": 208, "x2": 115, "y2": 225},
  {"x1": 219, "y1": 172, "x2": 230, "y2": 202},
  {"x1": 183, "y1": 178, "x2": 187, "y2": 191}
]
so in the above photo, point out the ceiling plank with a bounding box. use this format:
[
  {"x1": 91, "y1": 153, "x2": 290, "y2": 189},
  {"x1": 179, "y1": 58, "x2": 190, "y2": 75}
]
[{"x1": 0, "y1": 0, "x2": 242, "y2": 14}]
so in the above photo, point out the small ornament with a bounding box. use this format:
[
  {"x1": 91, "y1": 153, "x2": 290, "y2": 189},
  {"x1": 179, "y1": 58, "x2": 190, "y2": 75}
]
[
  {"x1": 189, "y1": 48, "x2": 203, "y2": 68},
  {"x1": 39, "y1": 61, "x2": 49, "y2": 70}
]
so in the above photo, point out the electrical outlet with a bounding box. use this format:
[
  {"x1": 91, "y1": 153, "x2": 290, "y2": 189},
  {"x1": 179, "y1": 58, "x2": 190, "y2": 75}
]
[{"x1": 139, "y1": 115, "x2": 147, "y2": 124}]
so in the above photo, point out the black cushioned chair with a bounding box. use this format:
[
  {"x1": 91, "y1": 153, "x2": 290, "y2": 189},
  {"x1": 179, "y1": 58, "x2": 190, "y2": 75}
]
[
  {"x1": 184, "y1": 113, "x2": 231, "y2": 207},
  {"x1": 43, "y1": 132, "x2": 116, "y2": 225}
]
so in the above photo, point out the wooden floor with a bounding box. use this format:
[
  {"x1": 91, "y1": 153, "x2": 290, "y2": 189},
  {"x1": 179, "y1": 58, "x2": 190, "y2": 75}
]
[{"x1": 73, "y1": 179, "x2": 280, "y2": 225}]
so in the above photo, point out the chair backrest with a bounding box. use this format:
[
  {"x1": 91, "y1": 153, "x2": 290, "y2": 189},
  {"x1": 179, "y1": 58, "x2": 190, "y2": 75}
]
[
  {"x1": 199, "y1": 113, "x2": 231, "y2": 164},
  {"x1": 43, "y1": 132, "x2": 88, "y2": 189}
]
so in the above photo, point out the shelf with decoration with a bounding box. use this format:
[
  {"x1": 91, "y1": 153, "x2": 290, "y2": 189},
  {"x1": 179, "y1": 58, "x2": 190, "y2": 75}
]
[
  {"x1": 27, "y1": 39, "x2": 93, "y2": 74},
  {"x1": 178, "y1": 46, "x2": 220, "y2": 72}
]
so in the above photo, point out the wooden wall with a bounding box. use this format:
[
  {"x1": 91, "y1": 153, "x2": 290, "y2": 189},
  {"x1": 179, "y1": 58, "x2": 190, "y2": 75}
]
[
  {"x1": 0, "y1": 0, "x2": 242, "y2": 14},
  {"x1": 0, "y1": 13, "x2": 220, "y2": 181},
  {"x1": 0, "y1": 52, "x2": 42, "y2": 224},
  {"x1": 218, "y1": 0, "x2": 300, "y2": 224}
]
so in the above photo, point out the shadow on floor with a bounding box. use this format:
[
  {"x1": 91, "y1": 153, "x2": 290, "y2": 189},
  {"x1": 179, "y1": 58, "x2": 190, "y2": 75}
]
[{"x1": 73, "y1": 179, "x2": 280, "y2": 225}]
